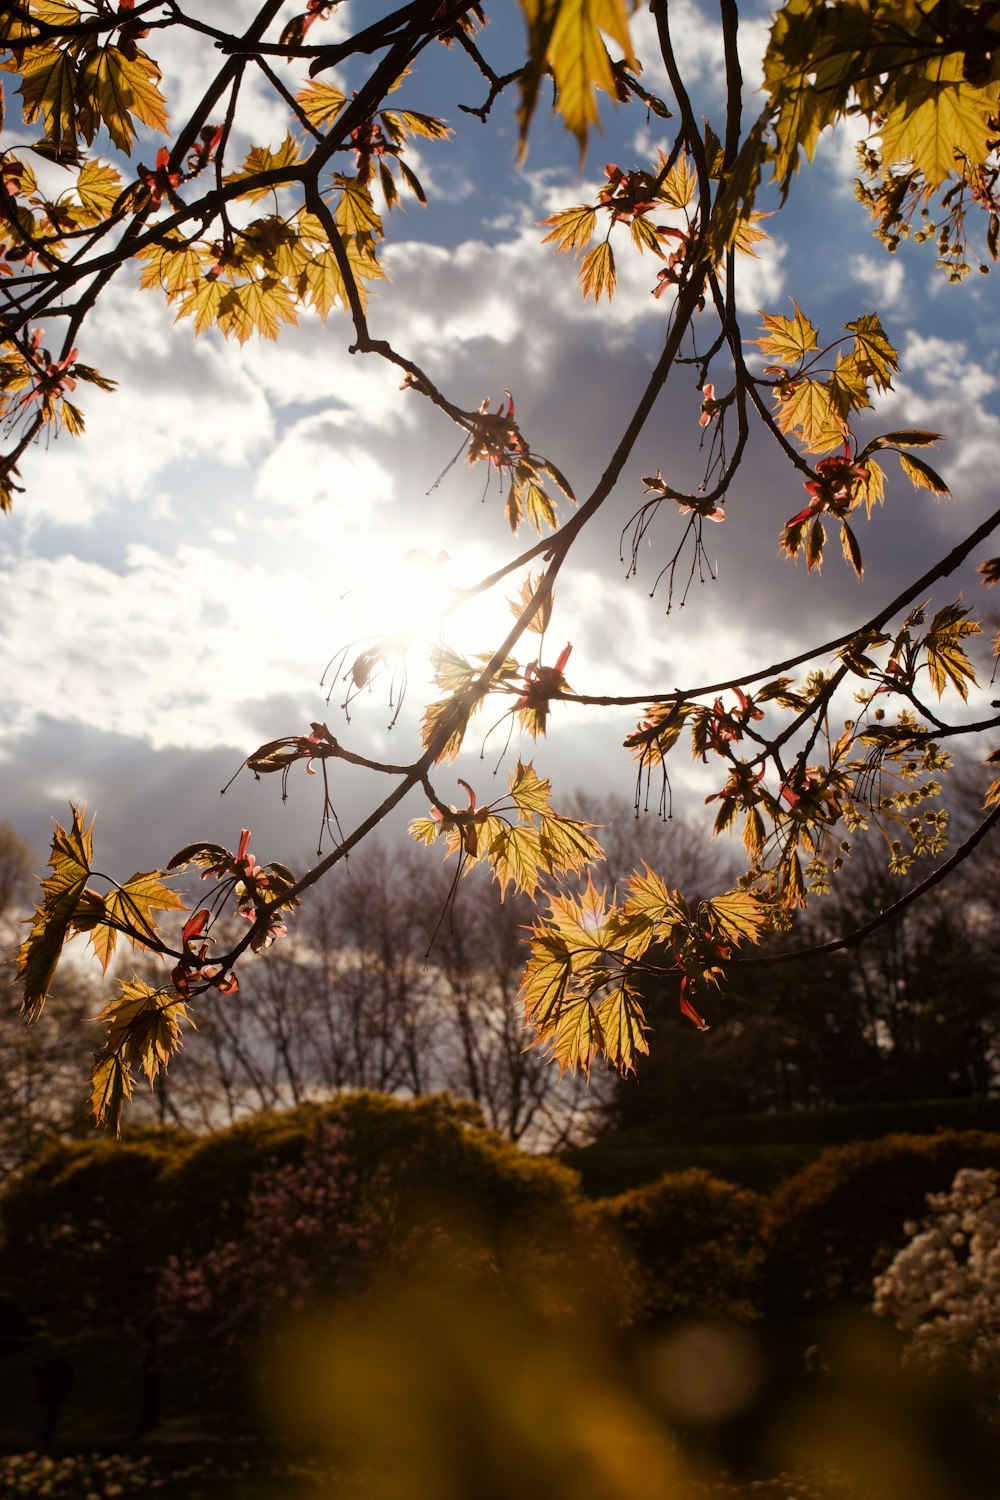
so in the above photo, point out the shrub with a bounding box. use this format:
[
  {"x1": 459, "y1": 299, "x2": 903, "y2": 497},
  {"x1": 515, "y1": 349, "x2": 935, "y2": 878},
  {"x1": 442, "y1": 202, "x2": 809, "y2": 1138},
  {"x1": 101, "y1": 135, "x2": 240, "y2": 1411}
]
[
  {"x1": 0, "y1": 1131, "x2": 190, "y2": 1335},
  {"x1": 586, "y1": 1168, "x2": 767, "y2": 1325},
  {"x1": 762, "y1": 1130, "x2": 1000, "y2": 1315}
]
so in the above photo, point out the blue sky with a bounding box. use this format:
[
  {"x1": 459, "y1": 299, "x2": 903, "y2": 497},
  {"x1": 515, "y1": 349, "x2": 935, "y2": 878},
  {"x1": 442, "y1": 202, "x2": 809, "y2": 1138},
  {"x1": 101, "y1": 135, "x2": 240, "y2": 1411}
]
[{"x1": 1, "y1": 0, "x2": 998, "y2": 889}]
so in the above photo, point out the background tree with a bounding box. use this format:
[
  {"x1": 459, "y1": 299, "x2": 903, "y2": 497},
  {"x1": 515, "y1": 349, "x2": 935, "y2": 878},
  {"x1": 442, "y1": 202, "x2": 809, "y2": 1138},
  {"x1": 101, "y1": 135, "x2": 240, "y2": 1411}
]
[{"x1": 3, "y1": 1, "x2": 1000, "y2": 1119}]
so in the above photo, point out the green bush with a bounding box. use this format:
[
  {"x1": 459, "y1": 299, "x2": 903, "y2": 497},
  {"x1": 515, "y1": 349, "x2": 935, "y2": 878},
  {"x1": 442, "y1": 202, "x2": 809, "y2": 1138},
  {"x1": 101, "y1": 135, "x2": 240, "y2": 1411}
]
[
  {"x1": 586, "y1": 1168, "x2": 767, "y2": 1326},
  {"x1": 0, "y1": 1130, "x2": 190, "y2": 1335},
  {"x1": 160, "y1": 1092, "x2": 582, "y2": 1265},
  {"x1": 762, "y1": 1129, "x2": 1000, "y2": 1315}
]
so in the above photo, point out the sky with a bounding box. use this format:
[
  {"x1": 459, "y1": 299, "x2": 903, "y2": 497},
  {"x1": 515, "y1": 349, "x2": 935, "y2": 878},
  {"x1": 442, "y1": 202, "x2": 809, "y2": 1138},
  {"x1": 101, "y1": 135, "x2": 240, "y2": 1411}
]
[{"x1": 2, "y1": 0, "x2": 999, "y2": 897}]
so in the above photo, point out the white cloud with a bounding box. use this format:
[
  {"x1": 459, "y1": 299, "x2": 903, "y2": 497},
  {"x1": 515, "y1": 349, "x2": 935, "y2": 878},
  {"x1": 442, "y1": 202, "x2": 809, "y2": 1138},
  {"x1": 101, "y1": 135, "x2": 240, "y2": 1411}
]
[
  {"x1": 847, "y1": 253, "x2": 907, "y2": 312},
  {"x1": 0, "y1": 545, "x2": 333, "y2": 751}
]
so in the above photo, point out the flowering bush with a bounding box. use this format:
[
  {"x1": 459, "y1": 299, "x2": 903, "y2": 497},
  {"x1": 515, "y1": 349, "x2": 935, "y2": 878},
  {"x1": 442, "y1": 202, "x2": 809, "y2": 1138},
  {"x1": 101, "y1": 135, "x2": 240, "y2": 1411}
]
[
  {"x1": 158, "y1": 1120, "x2": 374, "y2": 1391},
  {"x1": 0, "y1": 1452, "x2": 189, "y2": 1497},
  {"x1": 873, "y1": 1166, "x2": 1000, "y2": 1393}
]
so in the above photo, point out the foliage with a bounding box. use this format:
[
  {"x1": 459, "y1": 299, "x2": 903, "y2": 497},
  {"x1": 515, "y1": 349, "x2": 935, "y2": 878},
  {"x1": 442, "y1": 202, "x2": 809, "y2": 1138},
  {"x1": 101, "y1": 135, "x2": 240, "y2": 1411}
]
[
  {"x1": 585, "y1": 1167, "x2": 766, "y2": 1324},
  {"x1": 158, "y1": 1121, "x2": 374, "y2": 1397},
  {"x1": 762, "y1": 1130, "x2": 1000, "y2": 1316},
  {"x1": 2, "y1": 0, "x2": 1000, "y2": 1113},
  {"x1": 873, "y1": 1166, "x2": 1000, "y2": 1395},
  {"x1": 0, "y1": 1092, "x2": 584, "y2": 1357},
  {"x1": 0, "y1": 1131, "x2": 190, "y2": 1337}
]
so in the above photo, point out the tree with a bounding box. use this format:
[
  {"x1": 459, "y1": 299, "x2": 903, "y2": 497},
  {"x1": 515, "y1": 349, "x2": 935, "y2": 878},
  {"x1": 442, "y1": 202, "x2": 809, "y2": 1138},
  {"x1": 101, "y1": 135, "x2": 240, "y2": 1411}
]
[
  {"x1": 192, "y1": 845, "x2": 597, "y2": 1144},
  {"x1": 4, "y1": 1, "x2": 1000, "y2": 1126}
]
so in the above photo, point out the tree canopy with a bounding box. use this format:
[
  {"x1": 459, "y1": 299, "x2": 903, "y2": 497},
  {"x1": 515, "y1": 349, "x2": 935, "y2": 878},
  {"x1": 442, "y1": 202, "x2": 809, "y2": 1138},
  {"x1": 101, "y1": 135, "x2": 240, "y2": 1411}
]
[{"x1": 3, "y1": 0, "x2": 1000, "y2": 1129}]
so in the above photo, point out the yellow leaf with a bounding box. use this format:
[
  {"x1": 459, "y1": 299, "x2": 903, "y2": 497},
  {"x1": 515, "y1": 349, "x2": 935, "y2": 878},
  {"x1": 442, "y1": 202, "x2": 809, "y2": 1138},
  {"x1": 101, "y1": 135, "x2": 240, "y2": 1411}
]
[
  {"x1": 596, "y1": 983, "x2": 649, "y2": 1073},
  {"x1": 899, "y1": 450, "x2": 949, "y2": 496},
  {"x1": 334, "y1": 176, "x2": 383, "y2": 237},
  {"x1": 775, "y1": 378, "x2": 845, "y2": 453},
  {"x1": 579, "y1": 238, "x2": 615, "y2": 302},
  {"x1": 90, "y1": 1051, "x2": 133, "y2": 1134},
  {"x1": 175, "y1": 274, "x2": 225, "y2": 335},
  {"x1": 488, "y1": 822, "x2": 544, "y2": 898},
  {"x1": 90, "y1": 870, "x2": 187, "y2": 975},
  {"x1": 303, "y1": 246, "x2": 347, "y2": 320},
  {"x1": 704, "y1": 889, "x2": 769, "y2": 946},
  {"x1": 227, "y1": 136, "x2": 302, "y2": 191},
  {"x1": 15, "y1": 45, "x2": 77, "y2": 150},
  {"x1": 295, "y1": 80, "x2": 347, "y2": 131},
  {"x1": 217, "y1": 276, "x2": 299, "y2": 343},
  {"x1": 77, "y1": 45, "x2": 168, "y2": 154},
  {"x1": 137, "y1": 237, "x2": 207, "y2": 296},
  {"x1": 541, "y1": 203, "x2": 596, "y2": 256},
  {"x1": 752, "y1": 300, "x2": 818, "y2": 364},
  {"x1": 509, "y1": 759, "x2": 552, "y2": 818},
  {"x1": 17, "y1": 804, "x2": 94, "y2": 1017},
  {"x1": 878, "y1": 56, "x2": 996, "y2": 190}
]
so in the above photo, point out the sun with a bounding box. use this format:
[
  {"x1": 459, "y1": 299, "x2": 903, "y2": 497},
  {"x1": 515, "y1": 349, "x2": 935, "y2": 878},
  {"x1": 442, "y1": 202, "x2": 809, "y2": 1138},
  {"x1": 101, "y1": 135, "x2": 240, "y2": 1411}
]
[{"x1": 335, "y1": 542, "x2": 523, "y2": 707}]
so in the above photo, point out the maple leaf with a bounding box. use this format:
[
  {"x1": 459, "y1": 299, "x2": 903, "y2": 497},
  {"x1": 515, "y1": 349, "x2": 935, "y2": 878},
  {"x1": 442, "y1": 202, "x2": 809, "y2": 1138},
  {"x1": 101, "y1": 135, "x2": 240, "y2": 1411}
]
[
  {"x1": 489, "y1": 822, "x2": 544, "y2": 898},
  {"x1": 541, "y1": 203, "x2": 597, "y2": 256},
  {"x1": 509, "y1": 759, "x2": 553, "y2": 818},
  {"x1": 302, "y1": 247, "x2": 347, "y2": 320},
  {"x1": 518, "y1": 0, "x2": 637, "y2": 157},
  {"x1": 878, "y1": 57, "x2": 996, "y2": 191},
  {"x1": 753, "y1": 301, "x2": 818, "y2": 364},
  {"x1": 775, "y1": 379, "x2": 846, "y2": 454},
  {"x1": 74, "y1": 157, "x2": 122, "y2": 224},
  {"x1": 17, "y1": 804, "x2": 94, "y2": 1018},
  {"x1": 225, "y1": 136, "x2": 303, "y2": 200},
  {"x1": 136, "y1": 235, "x2": 207, "y2": 296},
  {"x1": 508, "y1": 574, "x2": 553, "y2": 635},
  {"x1": 421, "y1": 695, "x2": 469, "y2": 764},
  {"x1": 579, "y1": 238, "x2": 616, "y2": 302},
  {"x1": 15, "y1": 45, "x2": 78, "y2": 151},
  {"x1": 94, "y1": 977, "x2": 190, "y2": 1091},
  {"x1": 90, "y1": 1051, "x2": 133, "y2": 1136},
  {"x1": 923, "y1": 602, "x2": 980, "y2": 701},
  {"x1": 845, "y1": 313, "x2": 898, "y2": 392},
  {"x1": 898, "y1": 451, "x2": 950, "y2": 496},
  {"x1": 88, "y1": 870, "x2": 187, "y2": 975},
  {"x1": 77, "y1": 45, "x2": 169, "y2": 155},
  {"x1": 217, "y1": 276, "x2": 299, "y2": 344},
  {"x1": 703, "y1": 889, "x2": 769, "y2": 946},
  {"x1": 596, "y1": 983, "x2": 649, "y2": 1073},
  {"x1": 380, "y1": 109, "x2": 451, "y2": 142},
  {"x1": 295, "y1": 80, "x2": 347, "y2": 131}
]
